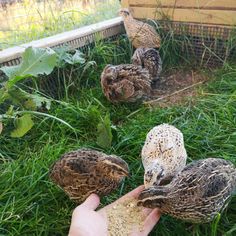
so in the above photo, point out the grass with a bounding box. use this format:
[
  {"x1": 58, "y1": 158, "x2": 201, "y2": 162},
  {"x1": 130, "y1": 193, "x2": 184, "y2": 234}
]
[
  {"x1": 0, "y1": 35, "x2": 236, "y2": 236},
  {"x1": 0, "y1": 0, "x2": 120, "y2": 49}
]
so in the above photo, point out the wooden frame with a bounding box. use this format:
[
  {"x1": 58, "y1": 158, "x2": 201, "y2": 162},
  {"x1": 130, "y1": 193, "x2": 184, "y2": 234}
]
[{"x1": 121, "y1": 0, "x2": 236, "y2": 26}]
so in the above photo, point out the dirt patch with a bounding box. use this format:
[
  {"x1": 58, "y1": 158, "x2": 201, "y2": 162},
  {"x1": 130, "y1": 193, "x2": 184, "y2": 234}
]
[
  {"x1": 106, "y1": 198, "x2": 145, "y2": 236},
  {"x1": 145, "y1": 70, "x2": 208, "y2": 107}
]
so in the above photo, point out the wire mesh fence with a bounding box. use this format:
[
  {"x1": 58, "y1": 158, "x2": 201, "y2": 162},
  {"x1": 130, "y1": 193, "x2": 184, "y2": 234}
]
[
  {"x1": 0, "y1": 0, "x2": 120, "y2": 50},
  {"x1": 1, "y1": 0, "x2": 236, "y2": 69},
  {"x1": 158, "y1": 21, "x2": 236, "y2": 67}
]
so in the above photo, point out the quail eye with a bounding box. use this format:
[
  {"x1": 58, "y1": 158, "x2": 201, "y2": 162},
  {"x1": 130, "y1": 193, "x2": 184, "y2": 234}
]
[
  {"x1": 156, "y1": 170, "x2": 164, "y2": 179},
  {"x1": 106, "y1": 78, "x2": 113, "y2": 85},
  {"x1": 146, "y1": 171, "x2": 153, "y2": 177}
]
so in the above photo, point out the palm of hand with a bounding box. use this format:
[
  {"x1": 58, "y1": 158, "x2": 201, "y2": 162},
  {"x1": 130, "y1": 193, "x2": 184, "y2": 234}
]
[
  {"x1": 70, "y1": 206, "x2": 107, "y2": 235},
  {"x1": 69, "y1": 186, "x2": 160, "y2": 236}
]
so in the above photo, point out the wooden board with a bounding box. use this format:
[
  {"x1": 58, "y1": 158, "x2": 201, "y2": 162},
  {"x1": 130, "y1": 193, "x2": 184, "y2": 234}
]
[
  {"x1": 129, "y1": 0, "x2": 236, "y2": 10},
  {"x1": 130, "y1": 7, "x2": 236, "y2": 25},
  {"x1": 121, "y1": 0, "x2": 236, "y2": 25},
  {"x1": 121, "y1": 0, "x2": 129, "y2": 8}
]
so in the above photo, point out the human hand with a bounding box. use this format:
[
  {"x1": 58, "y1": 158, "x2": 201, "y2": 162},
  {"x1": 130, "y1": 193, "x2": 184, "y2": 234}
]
[{"x1": 68, "y1": 185, "x2": 160, "y2": 236}]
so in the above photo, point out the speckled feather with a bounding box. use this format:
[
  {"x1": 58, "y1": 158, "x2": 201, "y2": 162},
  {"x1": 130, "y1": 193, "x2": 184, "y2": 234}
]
[
  {"x1": 119, "y1": 8, "x2": 161, "y2": 49},
  {"x1": 138, "y1": 158, "x2": 236, "y2": 223},
  {"x1": 101, "y1": 64, "x2": 152, "y2": 103},
  {"x1": 49, "y1": 148, "x2": 129, "y2": 203},
  {"x1": 132, "y1": 48, "x2": 162, "y2": 82},
  {"x1": 142, "y1": 124, "x2": 187, "y2": 187}
]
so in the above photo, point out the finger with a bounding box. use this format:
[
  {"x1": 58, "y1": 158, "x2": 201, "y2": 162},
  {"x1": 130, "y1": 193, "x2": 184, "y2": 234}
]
[
  {"x1": 119, "y1": 185, "x2": 145, "y2": 201},
  {"x1": 99, "y1": 186, "x2": 145, "y2": 213},
  {"x1": 80, "y1": 193, "x2": 100, "y2": 210},
  {"x1": 141, "y1": 209, "x2": 161, "y2": 235},
  {"x1": 142, "y1": 208, "x2": 153, "y2": 217}
]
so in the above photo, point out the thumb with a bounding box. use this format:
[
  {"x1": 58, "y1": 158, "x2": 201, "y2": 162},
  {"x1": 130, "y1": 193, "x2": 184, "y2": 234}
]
[{"x1": 81, "y1": 193, "x2": 100, "y2": 210}]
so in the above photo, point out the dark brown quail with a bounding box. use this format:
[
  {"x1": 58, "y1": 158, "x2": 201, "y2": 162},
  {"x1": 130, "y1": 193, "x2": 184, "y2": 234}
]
[
  {"x1": 49, "y1": 148, "x2": 129, "y2": 203},
  {"x1": 101, "y1": 64, "x2": 152, "y2": 103},
  {"x1": 132, "y1": 48, "x2": 162, "y2": 82},
  {"x1": 138, "y1": 158, "x2": 236, "y2": 223}
]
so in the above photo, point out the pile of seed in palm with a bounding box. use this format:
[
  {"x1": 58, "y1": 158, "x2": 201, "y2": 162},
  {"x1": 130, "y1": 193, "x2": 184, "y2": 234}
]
[{"x1": 106, "y1": 198, "x2": 145, "y2": 236}]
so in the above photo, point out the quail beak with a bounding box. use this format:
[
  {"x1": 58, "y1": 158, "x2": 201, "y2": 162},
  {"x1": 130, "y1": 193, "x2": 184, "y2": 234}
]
[
  {"x1": 137, "y1": 200, "x2": 143, "y2": 207},
  {"x1": 123, "y1": 169, "x2": 130, "y2": 177},
  {"x1": 115, "y1": 166, "x2": 130, "y2": 177}
]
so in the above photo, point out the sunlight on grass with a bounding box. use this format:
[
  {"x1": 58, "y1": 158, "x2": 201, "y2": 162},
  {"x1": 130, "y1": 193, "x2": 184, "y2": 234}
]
[{"x1": 0, "y1": 0, "x2": 120, "y2": 49}]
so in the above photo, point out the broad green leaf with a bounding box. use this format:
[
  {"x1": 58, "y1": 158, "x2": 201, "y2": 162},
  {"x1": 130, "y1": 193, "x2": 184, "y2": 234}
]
[
  {"x1": 24, "y1": 93, "x2": 51, "y2": 110},
  {"x1": 1, "y1": 47, "x2": 57, "y2": 88},
  {"x1": 7, "y1": 87, "x2": 51, "y2": 110},
  {"x1": 0, "y1": 122, "x2": 3, "y2": 134},
  {"x1": 11, "y1": 114, "x2": 34, "y2": 138},
  {"x1": 96, "y1": 113, "x2": 112, "y2": 149},
  {"x1": 58, "y1": 52, "x2": 73, "y2": 66},
  {"x1": 64, "y1": 50, "x2": 86, "y2": 65},
  {"x1": 8, "y1": 87, "x2": 30, "y2": 106},
  {"x1": 0, "y1": 65, "x2": 19, "y2": 78},
  {"x1": 54, "y1": 46, "x2": 70, "y2": 67},
  {"x1": 18, "y1": 47, "x2": 57, "y2": 76},
  {"x1": 55, "y1": 48, "x2": 85, "y2": 67},
  {"x1": 71, "y1": 50, "x2": 86, "y2": 64}
]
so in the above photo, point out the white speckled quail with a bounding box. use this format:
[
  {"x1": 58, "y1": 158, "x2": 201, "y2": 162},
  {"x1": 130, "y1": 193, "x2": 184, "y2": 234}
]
[
  {"x1": 141, "y1": 124, "x2": 187, "y2": 188},
  {"x1": 49, "y1": 148, "x2": 129, "y2": 203},
  {"x1": 119, "y1": 8, "x2": 161, "y2": 49},
  {"x1": 101, "y1": 64, "x2": 152, "y2": 103},
  {"x1": 132, "y1": 48, "x2": 162, "y2": 82},
  {"x1": 138, "y1": 158, "x2": 236, "y2": 223}
]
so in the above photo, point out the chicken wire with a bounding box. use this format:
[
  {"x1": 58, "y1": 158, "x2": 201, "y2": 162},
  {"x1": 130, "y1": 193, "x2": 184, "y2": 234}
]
[
  {"x1": 28, "y1": 22, "x2": 125, "y2": 98},
  {"x1": 0, "y1": 17, "x2": 125, "y2": 98},
  {"x1": 0, "y1": 0, "x2": 120, "y2": 50},
  {"x1": 1, "y1": 5, "x2": 235, "y2": 97},
  {"x1": 158, "y1": 21, "x2": 236, "y2": 67},
  {"x1": 34, "y1": 20, "x2": 236, "y2": 97}
]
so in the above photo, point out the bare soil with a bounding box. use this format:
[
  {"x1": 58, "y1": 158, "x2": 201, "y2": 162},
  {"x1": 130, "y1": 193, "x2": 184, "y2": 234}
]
[{"x1": 146, "y1": 70, "x2": 208, "y2": 107}]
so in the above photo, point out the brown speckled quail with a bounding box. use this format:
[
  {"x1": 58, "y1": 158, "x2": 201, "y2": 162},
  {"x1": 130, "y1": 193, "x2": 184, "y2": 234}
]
[
  {"x1": 49, "y1": 148, "x2": 129, "y2": 203},
  {"x1": 138, "y1": 158, "x2": 236, "y2": 223},
  {"x1": 132, "y1": 48, "x2": 162, "y2": 82},
  {"x1": 119, "y1": 8, "x2": 161, "y2": 49},
  {"x1": 101, "y1": 64, "x2": 152, "y2": 103}
]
